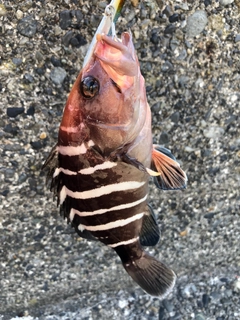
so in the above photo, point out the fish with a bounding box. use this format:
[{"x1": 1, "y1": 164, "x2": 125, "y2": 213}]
[{"x1": 42, "y1": 1, "x2": 187, "y2": 298}]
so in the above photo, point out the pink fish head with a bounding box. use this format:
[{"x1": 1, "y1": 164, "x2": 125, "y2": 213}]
[{"x1": 59, "y1": 31, "x2": 150, "y2": 154}]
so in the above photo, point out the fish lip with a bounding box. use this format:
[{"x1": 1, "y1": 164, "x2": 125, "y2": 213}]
[{"x1": 94, "y1": 33, "x2": 128, "y2": 57}]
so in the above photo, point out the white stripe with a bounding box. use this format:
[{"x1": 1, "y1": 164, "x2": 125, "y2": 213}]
[
  {"x1": 88, "y1": 140, "x2": 94, "y2": 147},
  {"x1": 60, "y1": 126, "x2": 79, "y2": 133},
  {"x1": 108, "y1": 237, "x2": 139, "y2": 248},
  {"x1": 69, "y1": 208, "x2": 75, "y2": 221},
  {"x1": 53, "y1": 167, "x2": 77, "y2": 178},
  {"x1": 78, "y1": 212, "x2": 144, "y2": 232},
  {"x1": 64, "y1": 181, "x2": 145, "y2": 200},
  {"x1": 60, "y1": 185, "x2": 67, "y2": 204},
  {"x1": 58, "y1": 144, "x2": 87, "y2": 156},
  {"x1": 53, "y1": 161, "x2": 117, "y2": 177},
  {"x1": 57, "y1": 140, "x2": 94, "y2": 156},
  {"x1": 60, "y1": 123, "x2": 85, "y2": 133},
  {"x1": 79, "y1": 161, "x2": 117, "y2": 175},
  {"x1": 72, "y1": 194, "x2": 148, "y2": 217}
]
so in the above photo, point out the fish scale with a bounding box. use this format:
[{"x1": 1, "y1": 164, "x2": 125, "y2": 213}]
[{"x1": 43, "y1": 1, "x2": 187, "y2": 298}]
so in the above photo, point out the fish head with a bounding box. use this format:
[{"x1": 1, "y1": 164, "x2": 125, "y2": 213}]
[{"x1": 59, "y1": 31, "x2": 149, "y2": 155}]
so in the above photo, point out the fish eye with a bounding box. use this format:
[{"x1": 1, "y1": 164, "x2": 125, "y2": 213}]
[{"x1": 80, "y1": 76, "x2": 99, "y2": 99}]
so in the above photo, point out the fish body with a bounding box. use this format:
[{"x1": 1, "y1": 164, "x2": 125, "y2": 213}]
[{"x1": 43, "y1": 11, "x2": 187, "y2": 297}]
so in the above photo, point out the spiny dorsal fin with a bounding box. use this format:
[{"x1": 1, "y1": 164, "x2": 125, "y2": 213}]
[
  {"x1": 140, "y1": 204, "x2": 160, "y2": 247},
  {"x1": 42, "y1": 144, "x2": 59, "y2": 193},
  {"x1": 149, "y1": 145, "x2": 187, "y2": 190}
]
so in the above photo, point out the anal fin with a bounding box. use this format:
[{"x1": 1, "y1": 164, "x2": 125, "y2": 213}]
[
  {"x1": 149, "y1": 145, "x2": 187, "y2": 190},
  {"x1": 140, "y1": 204, "x2": 160, "y2": 247}
]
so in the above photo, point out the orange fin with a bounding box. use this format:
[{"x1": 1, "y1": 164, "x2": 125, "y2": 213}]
[{"x1": 150, "y1": 145, "x2": 187, "y2": 190}]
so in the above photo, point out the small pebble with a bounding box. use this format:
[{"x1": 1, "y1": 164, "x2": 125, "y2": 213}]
[
  {"x1": 233, "y1": 278, "x2": 240, "y2": 292},
  {"x1": 204, "y1": 0, "x2": 212, "y2": 7},
  {"x1": 203, "y1": 126, "x2": 224, "y2": 139},
  {"x1": 0, "y1": 189, "x2": 9, "y2": 196},
  {"x1": 170, "y1": 112, "x2": 180, "y2": 123},
  {"x1": 40, "y1": 132, "x2": 47, "y2": 140},
  {"x1": 170, "y1": 314, "x2": 182, "y2": 320},
  {"x1": 164, "y1": 24, "x2": 176, "y2": 35},
  {"x1": 18, "y1": 173, "x2": 28, "y2": 184},
  {"x1": 159, "y1": 132, "x2": 169, "y2": 144},
  {"x1": 161, "y1": 61, "x2": 174, "y2": 72},
  {"x1": 180, "y1": 283, "x2": 197, "y2": 298},
  {"x1": 158, "y1": 306, "x2": 165, "y2": 319},
  {"x1": 12, "y1": 58, "x2": 22, "y2": 66},
  {"x1": 235, "y1": 34, "x2": 240, "y2": 42},
  {"x1": 151, "y1": 102, "x2": 161, "y2": 114},
  {"x1": 50, "y1": 56, "x2": 61, "y2": 67},
  {"x1": 118, "y1": 299, "x2": 128, "y2": 309},
  {"x1": 0, "y1": 4, "x2": 7, "y2": 16},
  {"x1": 176, "y1": 49, "x2": 187, "y2": 61},
  {"x1": 7, "y1": 107, "x2": 24, "y2": 118},
  {"x1": 209, "y1": 15, "x2": 224, "y2": 31},
  {"x1": 179, "y1": 3, "x2": 189, "y2": 10},
  {"x1": 219, "y1": 0, "x2": 234, "y2": 5},
  {"x1": 62, "y1": 30, "x2": 75, "y2": 46},
  {"x1": 202, "y1": 293, "x2": 210, "y2": 308},
  {"x1": 210, "y1": 291, "x2": 221, "y2": 301},
  {"x1": 35, "y1": 51, "x2": 44, "y2": 62},
  {"x1": 31, "y1": 141, "x2": 45, "y2": 150},
  {"x1": 169, "y1": 14, "x2": 179, "y2": 23},
  {"x1": 24, "y1": 73, "x2": 34, "y2": 83},
  {"x1": 59, "y1": 10, "x2": 72, "y2": 30},
  {"x1": 74, "y1": 10, "x2": 83, "y2": 24},
  {"x1": 170, "y1": 39, "x2": 179, "y2": 51},
  {"x1": 50, "y1": 67, "x2": 67, "y2": 85},
  {"x1": 4, "y1": 168, "x2": 15, "y2": 180},
  {"x1": 162, "y1": 299, "x2": 174, "y2": 313},
  {"x1": 3, "y1": 123, "x2": 19, "y2": 135},
  {"x1": 186, "y1": 10, "x2": 208, "y2": 38},
  {"x1": 90, "y1": 14, "x2": 101, "y2": 28},
  {"x1": 70, "y1": 34, "x2": 87, "y2": 48},
  {"x1": 17, "y1": 16, "x2": 37, "y2": 37},
  {"x1": 150, "y1": 32, "x2": 159, "y2": 45},
  {"x1": 54, "y1": 25, "x2": 62, "y2": 36},
  {"x1": 162, "y1": 5, "x2": 172, "y2": 17},
  {"x1": 195, "y1": 313, "x2": 205, "y2": 320},
  {"x1": 156, "y1": 0, "x2": 164, "y2": 10},
  {"x1": 16, "y1": 9, "x2": 23, "y2": 20}
]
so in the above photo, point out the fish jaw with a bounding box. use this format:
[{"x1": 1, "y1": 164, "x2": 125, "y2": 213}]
[{"x1": 94, "y1": 32, "x2": 138, "y2": 91}]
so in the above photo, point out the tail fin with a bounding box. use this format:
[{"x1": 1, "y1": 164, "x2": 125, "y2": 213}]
[{"x1": 123, "y1": 252, "x2": 176, "y2": 297}]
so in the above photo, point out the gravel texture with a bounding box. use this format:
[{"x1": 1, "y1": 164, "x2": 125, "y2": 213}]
[{"x1": 1, "y1": 0, "x2": 240, "y2": 319}]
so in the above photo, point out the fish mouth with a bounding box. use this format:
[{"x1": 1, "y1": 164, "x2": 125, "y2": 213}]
[
  {"x1": 83, "y1": 0, "x2": 125, "y2": 69},
  {"x1": 94, "y1": 32, "x2": 136, "y2": 77}
]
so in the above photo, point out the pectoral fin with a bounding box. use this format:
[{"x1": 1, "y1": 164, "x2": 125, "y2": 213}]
[
  {"x1": 140, "y1": 204, "x2": 160, "y2": 247},
  {"x1": 148, "y1": 145, "x2": 187, "y2": 190}
]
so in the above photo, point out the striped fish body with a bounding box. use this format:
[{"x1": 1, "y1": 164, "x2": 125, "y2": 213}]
[
  {"x1": 43, "y1": 29, "x2": 187, "y2": 298},
  {"x1": 59, "y1": 153, "x2": 149, "y2": 248}
]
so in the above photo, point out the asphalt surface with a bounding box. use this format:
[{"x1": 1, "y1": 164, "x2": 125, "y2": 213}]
[{"x1": 0, "y1": 0, "x2": 240, "y2": 319}]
